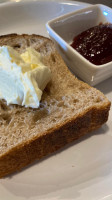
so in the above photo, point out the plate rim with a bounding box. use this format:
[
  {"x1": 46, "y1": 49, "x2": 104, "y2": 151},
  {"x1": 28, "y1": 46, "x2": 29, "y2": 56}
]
[{"x1": 0, "y1": 0, "x2": 91, "y2": 8}]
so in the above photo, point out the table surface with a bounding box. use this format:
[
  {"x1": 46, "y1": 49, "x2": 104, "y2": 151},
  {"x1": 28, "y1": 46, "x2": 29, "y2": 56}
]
[{"x1": 76, "y1": 0, "x2": 112, "y2": 7}]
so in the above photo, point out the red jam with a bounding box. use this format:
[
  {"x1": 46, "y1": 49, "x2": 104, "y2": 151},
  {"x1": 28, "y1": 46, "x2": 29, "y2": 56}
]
[{"x1": 71, "y1": 23, "x2": 112, "y2": 65}]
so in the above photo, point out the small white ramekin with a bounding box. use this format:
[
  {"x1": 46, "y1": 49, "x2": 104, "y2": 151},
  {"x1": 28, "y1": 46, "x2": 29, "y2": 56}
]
[{"x1": 46, "y1": 4, "x2": 112, "y2": 86}]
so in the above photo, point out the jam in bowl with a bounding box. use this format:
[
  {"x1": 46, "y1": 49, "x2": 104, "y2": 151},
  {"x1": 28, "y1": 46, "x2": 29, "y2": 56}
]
[{"x1": 71, "y1": 23, "x2": 112, "y2": 65}]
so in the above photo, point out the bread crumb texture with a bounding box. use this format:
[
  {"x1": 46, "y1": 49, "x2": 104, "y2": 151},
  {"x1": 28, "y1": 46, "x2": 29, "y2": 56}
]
[{"x1": 0, "y1": 34, "x2": 110, "y2": 155}]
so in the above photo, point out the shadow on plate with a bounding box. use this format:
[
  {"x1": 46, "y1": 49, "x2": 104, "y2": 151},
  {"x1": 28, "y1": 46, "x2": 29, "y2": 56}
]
[{"x1": 96, "y1": 76, "x2": 112, "y2": 95}]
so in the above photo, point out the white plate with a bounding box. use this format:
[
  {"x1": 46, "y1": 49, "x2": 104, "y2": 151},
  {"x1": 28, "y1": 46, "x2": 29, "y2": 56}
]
[{"x1": 0, "y1": 1, "x2": 112, "y2": 200}]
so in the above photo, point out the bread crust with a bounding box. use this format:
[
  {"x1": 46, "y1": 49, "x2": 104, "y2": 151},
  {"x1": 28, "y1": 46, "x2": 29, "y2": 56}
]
[
  {"x1": 0, "y1": 102, "x2": 110, "y2": 178},
  {"x1": 0, "y1": 34, "x2": 111, "y2": 178}
]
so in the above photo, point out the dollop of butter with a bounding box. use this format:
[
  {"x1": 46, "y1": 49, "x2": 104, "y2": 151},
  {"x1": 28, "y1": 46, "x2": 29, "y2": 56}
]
[{"x1": 0, "y1": 46, "x2": 51, "y2": 108}]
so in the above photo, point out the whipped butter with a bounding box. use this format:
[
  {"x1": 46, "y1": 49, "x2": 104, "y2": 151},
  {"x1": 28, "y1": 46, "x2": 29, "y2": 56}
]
[{"x1": 0, "y1": 46, "x2": 51, "y2": 108}]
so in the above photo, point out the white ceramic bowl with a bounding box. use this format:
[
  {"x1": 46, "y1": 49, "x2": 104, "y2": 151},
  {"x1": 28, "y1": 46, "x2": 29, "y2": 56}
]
[{"x1": 46, "y1": 4, "x2": 112, "y2": 86}]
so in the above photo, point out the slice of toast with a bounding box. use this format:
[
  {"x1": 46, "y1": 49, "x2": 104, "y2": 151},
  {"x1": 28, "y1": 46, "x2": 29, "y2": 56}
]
[{"x1": 0, "y1": 34, "x2": 111, "y2": 178}]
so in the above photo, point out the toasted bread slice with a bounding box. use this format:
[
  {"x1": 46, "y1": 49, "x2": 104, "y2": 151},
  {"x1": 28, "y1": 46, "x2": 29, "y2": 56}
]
[{"x1": 0, "y1": 34, "x2": 111, "y2": 178}]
